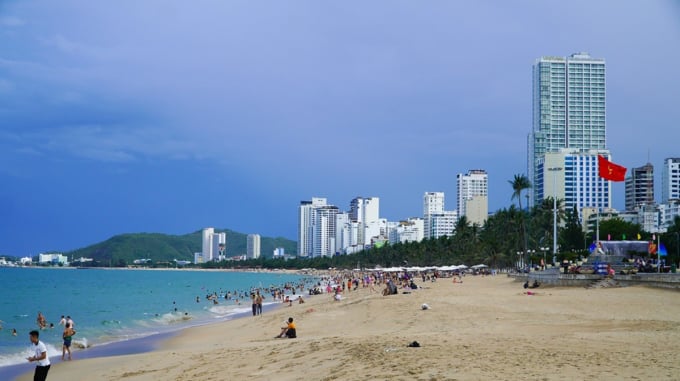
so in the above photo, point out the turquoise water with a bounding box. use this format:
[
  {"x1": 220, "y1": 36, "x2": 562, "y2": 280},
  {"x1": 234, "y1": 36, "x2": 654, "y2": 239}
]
[{"x1": 0, "y1": 267, "x2": 314, "y2": 367}]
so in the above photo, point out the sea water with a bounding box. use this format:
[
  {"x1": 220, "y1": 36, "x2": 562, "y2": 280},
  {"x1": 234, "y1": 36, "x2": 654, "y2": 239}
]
[{"x1": 0, "y1": 267, "x2": 314, "y2": 368}]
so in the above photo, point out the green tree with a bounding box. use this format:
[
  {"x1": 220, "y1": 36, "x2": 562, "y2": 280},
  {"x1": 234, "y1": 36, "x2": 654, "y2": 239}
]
[
  {"x1": 591, "y1": 218, "x2": 643, "y2": 245},
  {"x1": 560, "y1": 205, "x2": 585, "y2": 252},
  {"x1": 509, "y1": 174, "x2": 532, "y2": 257}
]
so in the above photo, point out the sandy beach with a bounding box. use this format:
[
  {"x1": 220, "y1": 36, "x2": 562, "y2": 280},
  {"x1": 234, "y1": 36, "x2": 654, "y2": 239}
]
[{"x1": 18, "y1": 274, "x2": 680, "y2": 381}]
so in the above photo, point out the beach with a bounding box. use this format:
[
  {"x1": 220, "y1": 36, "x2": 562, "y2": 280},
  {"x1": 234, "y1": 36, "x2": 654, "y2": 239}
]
[{"x1": 17, "y1": 274, "x2": 680, "y2": 381}]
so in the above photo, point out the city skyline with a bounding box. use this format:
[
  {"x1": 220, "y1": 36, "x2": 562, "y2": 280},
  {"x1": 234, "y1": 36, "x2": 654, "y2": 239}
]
[{"x1": 2, "y1": 2, "x2": 680, "y2": 256}]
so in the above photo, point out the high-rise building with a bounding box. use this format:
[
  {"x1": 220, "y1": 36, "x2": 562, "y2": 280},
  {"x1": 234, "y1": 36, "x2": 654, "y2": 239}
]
[
  {"x1": 211, "y1": 232, "x2": 226, "y2": 261},
  {"x1": 312, "y1": 205, "x2": 339, "y2": 257},
  {"x1": 423, "y1": 192, "x2": 445, "y2": 239},
  {"x1": 202, "y1": 227, "x2": 214, "y2": 261},
  {"x1": 247, "y1": 234, "x2": 261, "y2": 259},
  {"x1": 537, "y1": 149, "x2": 611, "y2": 215},
  {"x1": 625, "y1": 163, "x2": 654, "y2": 211},
  {"x1": 457, "y1": 170, "x2": 488, "y2": 226},
  {"x1": 529, "y1": 52, "x2": 606, "y2": 207},
  {"x1": 662, "y1": 158, "x2": 680, "y2": 203},
  {"x1": 202, "y1": 228, "x2": 225, "y2": 262},
  {"x1": 349, "y1": 197, "x2": 381, "y2": 246},
  {"x1": 298, "y1": 197, "x2": 327, "y2": 257}
]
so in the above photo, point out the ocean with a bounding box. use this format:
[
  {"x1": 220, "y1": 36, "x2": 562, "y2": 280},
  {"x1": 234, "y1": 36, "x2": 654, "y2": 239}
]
[{"x1": 0, "y1": 267, "x2": 315, "y2": 371}]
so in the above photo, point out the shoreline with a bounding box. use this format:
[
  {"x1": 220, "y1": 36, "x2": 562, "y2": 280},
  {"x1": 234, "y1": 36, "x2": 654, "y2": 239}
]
[
  {"x1": 15, "y1": 274, "x2": 680, "y2": 380},
  {"x1": 2, "y1": 330, "x2": 177, "y2": 381},
  {"x1": 8, "y1": 290, "x2": 304, "y2": 381},
  {"x1": 3, "y1": 268, "x2": 319, "y2": 381},
  {"x1": 1, "y1": 266, "x2": 305, "y2": 274}
]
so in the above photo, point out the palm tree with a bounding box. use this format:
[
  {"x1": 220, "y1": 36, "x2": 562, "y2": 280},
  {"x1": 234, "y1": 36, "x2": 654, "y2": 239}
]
[
  {"x1": 509, "y1": 174, "x2": 532, "y2": 265},
  {"x1": 509, "y1": 174, "x2": 532, "y2": 211}
]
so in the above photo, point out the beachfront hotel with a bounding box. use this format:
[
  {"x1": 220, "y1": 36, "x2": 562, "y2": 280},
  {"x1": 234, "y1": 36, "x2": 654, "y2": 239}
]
[
  {"x1": 456, "y1": 169, "x2": 489, "y2": 226},
  {"x1": 423, "y1": 192, "x2": 445, "y2": 239},
  {"x1": 297, "y1": 197, "x2": 328, "y2": 257},
  {"x1": 536, "y1": 148, "x2": 612, "y2": 215},
  {"x1": 528, "y1": 52, "x2": 606, "y2": 208}
]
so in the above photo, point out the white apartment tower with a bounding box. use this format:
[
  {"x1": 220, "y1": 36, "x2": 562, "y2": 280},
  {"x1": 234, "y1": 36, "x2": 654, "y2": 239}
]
[
  {"x1": 298, "y1": 197, "x2": 327, "y2": 257},
  {"x1": 662, "y1": 158, "x2": 680, "y2": 203},
  {"x1": 202, "y1": 227, "x2": 226, "y2": 262},
  {"x1": 202, "y1": 228, "x2": 214, "y2": 261},
  {"x1": 312, "y1": 205, "x2": 339, "y2": 257},
  {"x1": 247, "y1": 234, "x2": 261, "y2": 259},
  {"x1": 456, "y1": 170, "x2": 489, "y2": 226},
  {"x1": 349, "y1": 197, "x2": 381, "y2": 246},
  {"x1": 423, "y1": 192, "x2": 445, "y2": 239}
]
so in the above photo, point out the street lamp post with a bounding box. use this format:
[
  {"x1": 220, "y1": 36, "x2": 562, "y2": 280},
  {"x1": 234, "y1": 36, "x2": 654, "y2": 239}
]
[
  {"x1": 548, "y1": 167, "x2": 563, "y2": 265},
  {"x1": 527, "y1": 249, "x2": 535, "y2": 269},
  {"x1": 540, "y1": 246, "x2": 549, "y2": 269}
]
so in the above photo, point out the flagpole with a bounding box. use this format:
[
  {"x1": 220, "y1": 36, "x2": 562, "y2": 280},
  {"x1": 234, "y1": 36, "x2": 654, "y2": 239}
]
[
  {"x1": 658, "y1": 234, "x2": 661, "y2": 273},
  {"x1": 596, "y1": 206, "x2": 600, "y2": 245}
]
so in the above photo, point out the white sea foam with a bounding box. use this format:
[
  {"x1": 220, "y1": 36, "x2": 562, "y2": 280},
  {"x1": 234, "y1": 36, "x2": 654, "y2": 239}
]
[
  {"x1": 207, "y1": 305, "x2": 250, "y2": 317},
  {"x1": 0, "y1": 343, "x2": 60, "y2": 368},
  {"x1": 72, "y1": 337, "x2": 90, "y2": 349},
  {"x1": 151, "y1": 312, "x2": 192, "y2": 325}
]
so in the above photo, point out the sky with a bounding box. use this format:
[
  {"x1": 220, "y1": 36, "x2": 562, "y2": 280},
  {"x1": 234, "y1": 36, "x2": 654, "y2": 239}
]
[{"x1": 1, "y1": 1, "x2": 680, "y2": 256}]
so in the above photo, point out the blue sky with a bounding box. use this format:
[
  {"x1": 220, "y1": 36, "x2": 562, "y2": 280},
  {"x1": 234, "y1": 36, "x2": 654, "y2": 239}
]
[{"x1": 1, "y1": 1, "x2": 679, "y2": 256}]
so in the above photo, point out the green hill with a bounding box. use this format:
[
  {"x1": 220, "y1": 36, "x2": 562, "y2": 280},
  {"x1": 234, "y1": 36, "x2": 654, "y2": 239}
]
[{"x1": 66, "y1": 229, "x2": 296, "y2": 266}]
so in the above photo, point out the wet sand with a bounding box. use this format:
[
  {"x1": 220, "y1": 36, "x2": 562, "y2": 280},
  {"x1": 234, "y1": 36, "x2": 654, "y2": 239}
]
[{"x1": 16, "y1": 275, "x2": 680, "y2": 381}]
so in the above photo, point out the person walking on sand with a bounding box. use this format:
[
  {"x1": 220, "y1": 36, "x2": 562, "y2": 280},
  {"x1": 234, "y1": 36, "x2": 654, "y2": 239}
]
[
  {"x1": 62, "y1": 322, "x2": 76, "y2": 360},
  {"x1": 255, "y1": 291, "x2": 264, "y2": 316},
  {"x1": 251, "y1": 292, "x2": 257, "y2": 316},
  {"x1": 27, "y1": 330, "x2": 50, "y2": 381}
]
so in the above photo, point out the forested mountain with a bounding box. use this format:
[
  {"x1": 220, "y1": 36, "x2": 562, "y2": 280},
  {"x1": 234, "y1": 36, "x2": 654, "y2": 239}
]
[{"x1": 65, "y1": 229, "x2": 296, "y2": 266}]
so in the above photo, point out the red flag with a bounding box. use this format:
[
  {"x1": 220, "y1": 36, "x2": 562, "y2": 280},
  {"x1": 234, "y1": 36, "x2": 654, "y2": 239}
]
[
  {"x1": 648, "y1": 241, "x2": 657, "y2": 255},
  {"x1": 598, "y1": 155, "x2": 627, "y2": 182}
]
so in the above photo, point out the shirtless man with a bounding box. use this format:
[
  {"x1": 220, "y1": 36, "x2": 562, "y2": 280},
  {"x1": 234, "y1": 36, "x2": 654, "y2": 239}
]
[{"x1": 62, "y1": 323, "x2": 76, "y2": 360}]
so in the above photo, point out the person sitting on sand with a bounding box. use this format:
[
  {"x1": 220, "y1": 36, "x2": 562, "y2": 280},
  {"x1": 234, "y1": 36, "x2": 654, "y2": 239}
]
[
  {"x1": 276, "y1": 317, "x2": 296, "y2": 338},
  {"x1": 298, "y1": 296, "x2": 305, "y2": 304},
  {"x1": 382, "y1": 283, "x2": 390, "y2": 296}
]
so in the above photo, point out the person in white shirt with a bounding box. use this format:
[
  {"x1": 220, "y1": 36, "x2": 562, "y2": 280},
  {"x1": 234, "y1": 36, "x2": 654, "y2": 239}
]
[{"x1": 27, "y1": 330, "x2": 50, "y2": 381}]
